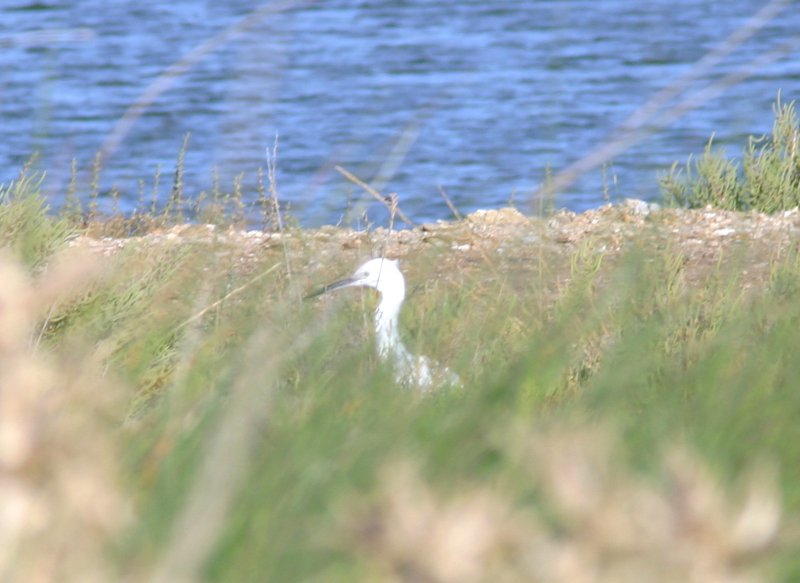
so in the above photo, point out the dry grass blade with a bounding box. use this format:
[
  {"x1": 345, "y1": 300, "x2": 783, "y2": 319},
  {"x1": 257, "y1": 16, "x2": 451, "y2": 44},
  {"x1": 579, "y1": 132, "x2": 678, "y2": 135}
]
[
  {"x1": 335, "y1": 165, "x2": 415, "y2": 227},
  {"x1": 533, "y1": 0, "x2": 795, "y2": 203},
  {"x1": 621, "y1": 0, "x2": 791, "y2": 132},
  {"x1": 176, "y1": 262, "x2": 281, "y2": 330},
  {"x1": 146, "y1": 309, "x2": 335, "y2": 583},
  {"x1": 348, "y1": 429, "x2": 782, "y2": 583},
  {"x1": 146, "y1": 332, "x2": 278, "y2": 583},
  {"x1": 97, "y1": 0, "x2": 313, "y2": 168},
  {"x1": 437, "y1": 185, "x2": 463, "y2": 221},
  {"x1": 347, "y1": 460, "x2": 518, "y2": 583},
  {"x1": 0, "y1": 252, "x2": 128, "y2": 583},
  {"x1": 266, "y1": 134, "x2": 294, "y2": 279},
  {"x1": 369, "y1": 117, "x2": 423, "y2": 195}
]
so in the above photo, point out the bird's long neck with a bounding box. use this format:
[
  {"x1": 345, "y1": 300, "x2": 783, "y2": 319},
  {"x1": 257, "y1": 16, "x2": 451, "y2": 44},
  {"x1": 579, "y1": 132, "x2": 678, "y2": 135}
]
[{"x1": 375, "y1": 288, "x2": 406, "y2": 361}]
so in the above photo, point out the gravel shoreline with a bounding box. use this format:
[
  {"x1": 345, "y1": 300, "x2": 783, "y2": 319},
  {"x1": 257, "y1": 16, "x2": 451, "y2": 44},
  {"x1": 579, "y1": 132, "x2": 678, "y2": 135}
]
[{"x1": 70, "y1": 200, "x2": 800, "y2": 290}]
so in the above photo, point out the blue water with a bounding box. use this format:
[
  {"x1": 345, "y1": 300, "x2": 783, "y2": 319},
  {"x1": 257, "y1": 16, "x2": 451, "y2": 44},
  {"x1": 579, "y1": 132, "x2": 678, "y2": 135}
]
[{"x1": 1, "y1": 1, "x2": 799, "y2": 226}]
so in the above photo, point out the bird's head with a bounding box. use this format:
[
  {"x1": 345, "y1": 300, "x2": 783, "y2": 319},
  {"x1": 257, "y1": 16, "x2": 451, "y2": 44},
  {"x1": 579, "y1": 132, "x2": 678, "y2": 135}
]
[{"x1": 307, "y1": 257, "x2": 405, "y2": 299}]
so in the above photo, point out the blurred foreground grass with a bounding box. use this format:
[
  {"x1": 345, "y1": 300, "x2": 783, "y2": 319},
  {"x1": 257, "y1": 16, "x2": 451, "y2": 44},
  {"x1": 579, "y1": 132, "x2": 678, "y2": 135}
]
[{"x1": 1, "y1": 174, "x2": 799, "y2": 583}]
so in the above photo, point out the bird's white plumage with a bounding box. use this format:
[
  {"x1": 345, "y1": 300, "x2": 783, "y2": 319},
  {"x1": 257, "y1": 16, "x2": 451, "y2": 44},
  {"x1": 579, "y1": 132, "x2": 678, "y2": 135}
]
[{"x1": 315, "y1": 258, "x2": 460, "y2": 391}]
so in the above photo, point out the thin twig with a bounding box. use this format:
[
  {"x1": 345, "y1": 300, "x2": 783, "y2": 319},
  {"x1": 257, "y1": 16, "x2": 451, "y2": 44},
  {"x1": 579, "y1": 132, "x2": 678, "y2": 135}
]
[
  {"x1": 266, "y1": 133, "x2": 293, "y2": 280},
  {"x1": 621, "y1": 0, "x2": 791, "y2": 132},
  {"x1": 370, "y1": 118, "x2": 423, "y2": 195},
  {"x1": 437, "y1": 185, "x2": 463, "y2": 220},
  {"x1": 658, "y1": 38, "x2": 800, "y2": 132},
  {"x1": 257, "y1": 166, "x2": 268, "y2": 231},
  {"x1": 97, "y1": 0, "x2": 312, "y2": 168},
  {"x1": 533, "y1": 0, "x2": 795, "y2": 202},
  {"x1": 33, "y1": 305, "x2": 54, "y2": 349},
  {"x1": 176, "y1": 263, "x2": 281, "y2": 331},
  {"x1": 147, "y1": 260, "x2": 343, "y2": 583},
  {"x1": 147, "y1": 307, "x2": 331, "y2": 583},
  {"x1": 382, "y1": 193, "x2": 399, "y2": 257},
  {"x1": 267, "y1": 133, "x2": 283, "y2": 232},
  {"x1": 335, "y1": 165, "x2": 415, "y2": 227}
]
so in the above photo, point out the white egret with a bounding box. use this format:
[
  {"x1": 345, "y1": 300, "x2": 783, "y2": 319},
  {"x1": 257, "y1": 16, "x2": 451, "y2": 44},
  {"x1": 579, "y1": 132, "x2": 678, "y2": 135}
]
[{"x1": 308, "y1": 258, "x2": 460, "y2": 391}]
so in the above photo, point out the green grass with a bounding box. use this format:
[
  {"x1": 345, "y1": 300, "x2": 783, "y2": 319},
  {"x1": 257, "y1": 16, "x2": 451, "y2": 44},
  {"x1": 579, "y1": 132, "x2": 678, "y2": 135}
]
[
  {"x1": 2, "y1": 171, "x2": 798, "y2": 582},
  {"x1": 0, "y1": 172, "x2": 75, "y2": 267},
  {"x1": 661, "y1": 96, "x2": 800, "y2": 212}
]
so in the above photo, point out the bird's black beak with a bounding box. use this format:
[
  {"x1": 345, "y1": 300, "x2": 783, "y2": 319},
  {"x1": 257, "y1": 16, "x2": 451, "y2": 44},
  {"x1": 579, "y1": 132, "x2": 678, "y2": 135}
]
[{"x1": 304, "y1": 276, "x2": 357, "y2": 300}]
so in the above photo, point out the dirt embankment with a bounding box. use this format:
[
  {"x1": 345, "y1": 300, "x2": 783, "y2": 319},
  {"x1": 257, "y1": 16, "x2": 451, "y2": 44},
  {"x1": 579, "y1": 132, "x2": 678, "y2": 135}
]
[{"x1": 70, "y1": 200, "x2": 800, "y2": 290}]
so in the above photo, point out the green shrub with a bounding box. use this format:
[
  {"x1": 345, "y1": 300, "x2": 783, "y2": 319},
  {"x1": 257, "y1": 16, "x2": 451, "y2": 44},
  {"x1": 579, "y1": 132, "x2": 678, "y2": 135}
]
[
  {"x1": 0, "y1": 172, "x2": 74, "y2": 266},
  {"x1": 661, "y1": 97, "x2": 800, "y2": 212}
]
